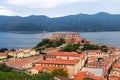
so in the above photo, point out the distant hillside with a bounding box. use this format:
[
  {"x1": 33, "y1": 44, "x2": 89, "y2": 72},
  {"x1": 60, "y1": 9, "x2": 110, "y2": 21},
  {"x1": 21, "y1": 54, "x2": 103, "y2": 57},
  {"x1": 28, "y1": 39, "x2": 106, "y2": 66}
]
[{"x1": 0, "y1": 12, "x2": 120, "y2": 32}]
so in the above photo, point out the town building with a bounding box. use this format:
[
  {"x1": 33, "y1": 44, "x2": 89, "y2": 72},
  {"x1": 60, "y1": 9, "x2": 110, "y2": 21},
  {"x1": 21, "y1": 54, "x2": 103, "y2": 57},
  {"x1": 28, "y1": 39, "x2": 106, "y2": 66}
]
[
  {"x1": 84, "y1": 50, "x2": 109, "y2": 57},
  {"x1": 109, "y1": 57, "x2": 120, "y2": 79},
  {"x1": 81, "y1": 67, "x2": 104, "y2": 77},
  {"x1": 8, "y1": 48, "x2": 39, "y2": 58},
  {"x1": 74, "y1": 71, "x2": 105, "y2": 80},
  {"x1": 28, "y1": 65, "x2": 67, "y2": 75},
  {"x1": 6, "y1": 55, "x2": 43, "y2": 70},
  {"x1": 45, "y1": 52, "x2": 86, "y2": 60},
  {"x1": 0, "y1": 52, "x2": 8, "y2": 59},
  {"x1": 50, "y1": 33, "x2": 82, "y2": 44},
  {"x1": 85, "y1": 56, "x2": 114, "y2": 76},
  {"x1": 34, "y1": 59, "x2": 83, "y2": 77}
]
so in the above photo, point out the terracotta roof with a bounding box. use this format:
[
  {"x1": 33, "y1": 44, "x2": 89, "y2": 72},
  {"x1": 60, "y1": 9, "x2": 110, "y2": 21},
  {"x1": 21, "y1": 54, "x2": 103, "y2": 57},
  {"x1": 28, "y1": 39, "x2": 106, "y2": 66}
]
[
  {"x1": 86, "y1": 56, "x2": 113, "y2": 70},
  {"x1": 46, "y1": 52, "x2": 82, "y2": 57},
  {"x1": 86, "y1": 41, "x2": 93, "y2": 44},
  {"x1": 6, "y1": 55, "x2": 43, "y2": 69},
  {"x1": 33, "y1": 65, "x2": 67, "y2": 72},
  {"x1": 52, "y1": 33, "x2": 79, "y2": 36},
  {"x1": 113, "y1": 61, "x2": 120, "y2": 69},
  {"x1": 51, "y1": 33, "x2": 80, "y2": 39},
  {"x1": 0, "y1": 52, "x2": 8, "y2": 56},
  {"x1": 85, "y1": 50, "x2": 102, "y2": 53},
  {"x1": 38, "y1": 59, "x2": 79, "y2": 65},
  {"x1": 109, "y1": 76, "x2": 120, "y2": 80},
  {"x1": 88, "y1": 56, "x2": 97, "y2": 60},
  {"x1": 74, "y1": 71, "x2": 105, "y2": 80},
  {"x1": 111, "y1": 69, "x2": 120, "y2": 73}
]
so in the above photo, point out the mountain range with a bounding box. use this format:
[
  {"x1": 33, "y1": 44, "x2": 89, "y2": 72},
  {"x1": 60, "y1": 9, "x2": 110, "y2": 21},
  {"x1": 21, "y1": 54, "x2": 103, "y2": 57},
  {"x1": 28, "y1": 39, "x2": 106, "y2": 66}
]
[{"x1": 0, "y1": 12, "x2": 120, "y2": 32}]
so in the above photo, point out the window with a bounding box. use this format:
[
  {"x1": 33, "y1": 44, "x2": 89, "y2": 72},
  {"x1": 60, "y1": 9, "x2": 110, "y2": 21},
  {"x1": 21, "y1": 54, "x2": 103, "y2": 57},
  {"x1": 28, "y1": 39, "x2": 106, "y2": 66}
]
[{"x1": 67, "y1": 57, "x2": 69, "y2": 60}]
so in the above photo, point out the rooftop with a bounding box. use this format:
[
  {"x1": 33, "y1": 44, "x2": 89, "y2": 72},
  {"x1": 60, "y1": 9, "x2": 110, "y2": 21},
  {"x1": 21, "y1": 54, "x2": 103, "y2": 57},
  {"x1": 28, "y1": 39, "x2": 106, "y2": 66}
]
[
  {"x1": 113, "y1": 61, "x2": 120, "y2": 69},
  {"x1": 81, "y1": 67, "x2": 104, "y2": 77},
  {"x1": 46, "y1": 52, "x2": 82, "y2": 57},
  {"x1": 109, "y1": 75, "x2": 120, "y2": 80},
  {"x1": 37, "y1": 59, "x2": 79, "y2": 65},
  {"x1": 0, "y1": 52, "x2": 8, "y2": 56},
  {"x1": 74, "y1": 71, "x2": 105, "y2": 80},
  {"x1": 85, "y1": 50, "x2": 102, "y2": 53},
  {"x1": 33, "y1": 65, "x2": 67, "y2": 72},
  {"x1": 6, "y1": 55, "x2": 43, "y2": 69}
]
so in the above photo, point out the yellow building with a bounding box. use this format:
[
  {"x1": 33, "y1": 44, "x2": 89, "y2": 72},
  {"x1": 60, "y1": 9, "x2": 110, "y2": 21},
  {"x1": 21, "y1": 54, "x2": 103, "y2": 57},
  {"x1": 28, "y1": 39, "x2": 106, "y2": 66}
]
[
  {"x1": 8, "y1": 48, "x2": 38, "y2": 58},
  {"x1": 0, "y1": 52, "x2": 8, "y2": 59}
]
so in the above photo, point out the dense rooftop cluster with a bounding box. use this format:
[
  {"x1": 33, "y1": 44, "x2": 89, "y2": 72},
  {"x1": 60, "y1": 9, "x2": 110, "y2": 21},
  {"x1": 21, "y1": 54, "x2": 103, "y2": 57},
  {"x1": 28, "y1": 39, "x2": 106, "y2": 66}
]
[{"x1": 0, "y1": 32, "x2": 120, "y2": 80}]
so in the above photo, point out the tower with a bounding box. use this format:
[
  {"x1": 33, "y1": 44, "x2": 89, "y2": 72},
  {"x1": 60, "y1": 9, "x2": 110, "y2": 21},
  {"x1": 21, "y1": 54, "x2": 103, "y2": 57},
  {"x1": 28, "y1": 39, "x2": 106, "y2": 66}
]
[{"x1": 42, "y1": 30, "x2": 46, "y2": 40}]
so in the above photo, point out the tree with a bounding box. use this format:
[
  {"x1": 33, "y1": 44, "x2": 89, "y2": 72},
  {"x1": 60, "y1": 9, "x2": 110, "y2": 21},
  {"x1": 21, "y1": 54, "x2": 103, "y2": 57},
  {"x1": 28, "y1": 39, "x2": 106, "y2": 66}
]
[
  {"x1": 60, "y1": 44, "x2": 80, "y2": 52},
  {"x1": 7, "y1": 55, "x2": 13, "y2": 58},
  {"x1": 100, "y1": 45, "x2": 108, "y2": 52},
  {"x1": 34, "y1": 38, "x2": 65, "y2": 51},
  {"x1": 0, "y1": 71, "x2": 54, "y2": 80},
  {"x1": 36, "y1": 72, "x2": 54, "y2": 80},
  {"x1": 51, "y1": 68, "x2": 68, "y2": 77},
  {"x1": 10, "y1": 49, "x2": 16, "y2": 51},
  {"x1": 0, "y1": 63, "x2": 7, "y2": 71},
  {"x1": 81, "y1": 39, "x2": 85, "y2": 43},
  {"x1": 83, "y1": 77, "x2": 95, "y2": 80},
  {"x1": 0, "y1": 48, "x2": 8, "y2": 52}
]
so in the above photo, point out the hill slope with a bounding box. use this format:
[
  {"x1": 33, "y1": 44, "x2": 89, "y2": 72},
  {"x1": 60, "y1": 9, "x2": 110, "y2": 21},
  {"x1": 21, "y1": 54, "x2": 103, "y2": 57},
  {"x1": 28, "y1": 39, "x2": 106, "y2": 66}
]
[{"x1": 0, "y1": 12, "x2": 120, "y2": 32}]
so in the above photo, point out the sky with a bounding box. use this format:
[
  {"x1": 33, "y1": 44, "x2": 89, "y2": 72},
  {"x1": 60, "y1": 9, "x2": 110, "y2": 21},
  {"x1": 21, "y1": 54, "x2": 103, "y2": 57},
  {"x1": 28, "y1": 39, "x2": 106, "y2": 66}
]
[{"x1": 0, "y1": 0, "x2": 120, "y2": 17}]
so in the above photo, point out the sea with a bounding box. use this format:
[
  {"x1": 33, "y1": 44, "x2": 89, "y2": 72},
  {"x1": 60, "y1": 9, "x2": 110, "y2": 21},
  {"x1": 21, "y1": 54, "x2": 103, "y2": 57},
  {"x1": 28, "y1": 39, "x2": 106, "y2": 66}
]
[{"x1": 0, "y1": 31, "x2": 120, "y2": 49}]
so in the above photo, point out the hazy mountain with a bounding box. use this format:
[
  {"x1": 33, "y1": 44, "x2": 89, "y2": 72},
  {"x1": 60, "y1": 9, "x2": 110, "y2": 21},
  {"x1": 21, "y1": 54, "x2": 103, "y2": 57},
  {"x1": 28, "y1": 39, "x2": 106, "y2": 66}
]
[{"x1": 0, "y1": 12, "x2": 120, "y2": 32}]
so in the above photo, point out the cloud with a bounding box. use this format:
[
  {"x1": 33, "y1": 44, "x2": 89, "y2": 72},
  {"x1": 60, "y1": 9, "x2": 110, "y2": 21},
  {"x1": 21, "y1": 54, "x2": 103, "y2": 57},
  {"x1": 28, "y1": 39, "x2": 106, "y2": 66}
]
[
  {"x1": 0, "y1": 6, "x2": 16, "y2": 16},
  {"x1": 6, "y1": 0, "x2": 98, "y2": 8}
]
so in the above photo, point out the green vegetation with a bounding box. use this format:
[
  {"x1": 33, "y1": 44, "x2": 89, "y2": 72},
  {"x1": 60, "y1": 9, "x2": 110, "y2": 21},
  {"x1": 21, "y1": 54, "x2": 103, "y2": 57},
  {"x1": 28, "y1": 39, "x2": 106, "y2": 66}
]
[
  {"x1": 60, "y1": 44, "x2": 80, "y2": 52},
  {"x1": 10, "y1": 48, "x2": 16, "y2": 51},
  {"x1": 0, "y1": 67, "x2": 69, "y2": 80},
  {"x1": 0, "y1": 63, "x2": 7, "y2": 71},
  {"x1": 0, "y1": 48, "x2": 16, "y2": 52},
  {"x1": 36, "y1": 72, "x2": 54, "y2": 80},
  {"x1": 60, "y1": 44, "x2": 108, "y2": 52},
  {"x1": 51, "y1": 68, "x2": 68, "y2": 77},
  {"x1": 0, "y1": 71, "x2": 54, "y2": 80},
  {"x1": 7, "y1": 55, "x2": 13, "y2": 58},
  {"x1": 34, "y1": 38, "x2": 65, "y2": 51},
  {"x1": 83, "y1": 77, "x2": 95, "y2": 80},
  {"x1": 0, "y1": 48, "x2": 8, "y2": 52},
  {"x1": 82, "y1": 44, "x2": 108, "y2": 52},
  {"x1": 34, "y1": 36, "x2": 108, "y2": 53},
  {"x1": 0, "y1": 63, "x2": 69, "y2": 80},
  {"x1": 1, "y1": 13, "x2": 120, "y2": 32},
  {"x1": 0, "y1": 63, "x2": 54, "y2": 80}
]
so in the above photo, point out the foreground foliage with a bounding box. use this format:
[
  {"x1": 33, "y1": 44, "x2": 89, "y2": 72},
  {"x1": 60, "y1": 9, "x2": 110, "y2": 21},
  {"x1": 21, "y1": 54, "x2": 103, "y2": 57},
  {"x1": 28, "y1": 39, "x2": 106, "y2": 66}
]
[
  {"x1": 51, "y1": 68, "x2": 68, "y2": 77},
  {"x1": 0, "y1": 63, "x2": 69, "y2": 80},
  {"x1": 0, "y1": 71, "x2": 54, "y2": 80},
  {"x1": 0, "y1": 63, "x2": 54, "y2": 80},
  {"x1": 83, "y1": 77, "x2": 95, "y2": 80}
]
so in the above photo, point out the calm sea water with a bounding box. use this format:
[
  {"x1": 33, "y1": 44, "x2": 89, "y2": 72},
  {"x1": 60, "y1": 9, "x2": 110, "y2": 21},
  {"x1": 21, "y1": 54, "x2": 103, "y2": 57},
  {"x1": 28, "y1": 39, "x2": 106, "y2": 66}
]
[{"x1": 0, "y1": 32, "x2": 120, "y2": 49}]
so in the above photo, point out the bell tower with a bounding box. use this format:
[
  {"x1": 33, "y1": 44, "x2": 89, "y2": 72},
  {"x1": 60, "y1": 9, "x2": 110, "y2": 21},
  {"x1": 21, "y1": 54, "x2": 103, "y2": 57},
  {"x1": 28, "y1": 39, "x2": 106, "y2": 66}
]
[{"x1": 42, "y1": 30, "x2": 46, "y2": 40}]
